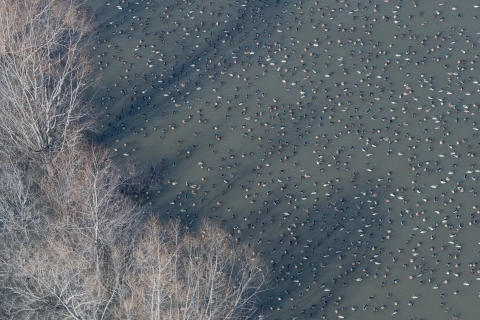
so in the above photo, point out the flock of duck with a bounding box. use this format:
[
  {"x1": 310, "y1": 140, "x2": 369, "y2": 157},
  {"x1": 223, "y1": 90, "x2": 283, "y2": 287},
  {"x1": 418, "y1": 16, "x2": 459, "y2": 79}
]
[{"x1": 91, "y1": 0, "x2": 480, "y2": 318}]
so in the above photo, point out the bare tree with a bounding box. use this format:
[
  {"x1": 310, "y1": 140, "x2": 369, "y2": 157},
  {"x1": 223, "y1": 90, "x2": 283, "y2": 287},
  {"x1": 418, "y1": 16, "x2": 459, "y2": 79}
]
[
  {"x1": 116, "y1": 218, "x2": 269, "y2": 320},
  {"x1": 0, "y1": 146, "x2": 269, "y2": 319},
  {"x1": 0, "y1": 156, "x2": 51, "y2": 318},
  {"x1": 0, "y1": 157, "x2": 45, "y2": 235},
  {"x1": 1, "y1": 223, "x2": 106, "y2": 319},
  {"x1": 0, "y1": 145, "x2": 144, "y2": 319},
  {"x1": 42, "y1": 144, "x2": 143, "y2": 266},
  {"x1": 0, "y1": 0, "x2": 97, "y2": 156}
]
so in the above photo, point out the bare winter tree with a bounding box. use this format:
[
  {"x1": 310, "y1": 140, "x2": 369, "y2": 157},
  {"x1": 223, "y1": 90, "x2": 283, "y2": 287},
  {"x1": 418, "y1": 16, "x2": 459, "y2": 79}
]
[
  {"x1": 0, "y1": 0, "x2": 97, "y2": 156},
  {"x1": 0, "y1": 157, "x2": 46, "y2": 319},
  {"x1": 116, "y1": 218, "x2": 269, "y2": 320},
  {"x1": 0, "y1": 146, "x2": 269, "y2": 319},
  {"x1": 0, "y1": 145, "x2": 144, "y2": 319},
  {"x1": 0, "y1": 147, "x2": 269, "y2": 319},
  {"x1": 0, "y1": 158, "x2": 45, "y2": 234},
  {"x1": 1, "y1": 223, "x2": 107, "y2": 319},
  {"x1": 41, "y1": 144, "x2": 144, "y2": 267}
]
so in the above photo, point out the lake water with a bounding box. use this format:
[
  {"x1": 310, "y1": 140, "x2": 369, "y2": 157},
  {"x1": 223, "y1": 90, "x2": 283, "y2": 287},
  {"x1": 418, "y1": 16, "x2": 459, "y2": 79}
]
[{"x1": 88, "y1": 0, "x2": 480, "y2": 319}]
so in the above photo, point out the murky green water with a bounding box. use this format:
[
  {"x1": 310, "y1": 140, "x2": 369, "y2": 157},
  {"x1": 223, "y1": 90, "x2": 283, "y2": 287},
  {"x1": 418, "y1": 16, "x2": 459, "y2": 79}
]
[{"x1": 88, "y1": 0, "x2": 480, "y2": 318}]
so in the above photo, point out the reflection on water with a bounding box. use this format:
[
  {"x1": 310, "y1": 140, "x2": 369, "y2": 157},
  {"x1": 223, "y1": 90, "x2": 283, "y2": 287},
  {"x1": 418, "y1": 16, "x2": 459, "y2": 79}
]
[{"x1": 88, "y1": 0, "x2": 480, "y2": 318}]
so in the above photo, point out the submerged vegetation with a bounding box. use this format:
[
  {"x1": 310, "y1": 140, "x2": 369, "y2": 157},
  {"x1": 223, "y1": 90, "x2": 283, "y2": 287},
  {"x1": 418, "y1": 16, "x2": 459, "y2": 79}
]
[{"x1": 0, "y1": 1, "x2": 268, "y2": 319}]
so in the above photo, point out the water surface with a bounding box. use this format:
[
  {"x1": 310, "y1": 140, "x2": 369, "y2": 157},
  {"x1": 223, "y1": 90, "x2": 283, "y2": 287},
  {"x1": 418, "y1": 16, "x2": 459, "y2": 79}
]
[{"x1": 88, "y1": 0, "x2": 480, "y2": 318}]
